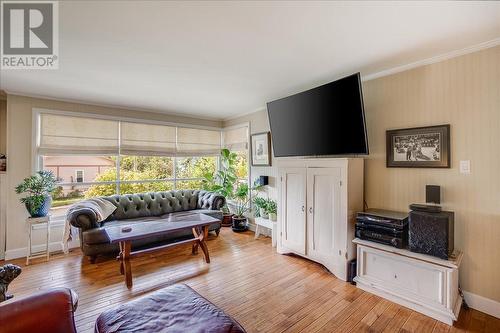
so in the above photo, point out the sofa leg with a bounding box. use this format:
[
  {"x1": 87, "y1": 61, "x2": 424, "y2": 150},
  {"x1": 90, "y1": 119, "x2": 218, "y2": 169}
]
[
  {"x1": 215, "y1": 228, "x2": 221, "y2": 237},
  {"x1": 88, "y1": 255, "x2": 97, "y2": 264}
]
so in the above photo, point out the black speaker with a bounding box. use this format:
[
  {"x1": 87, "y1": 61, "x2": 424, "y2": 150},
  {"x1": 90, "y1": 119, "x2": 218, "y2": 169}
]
[
  {"x1": 426, "y1": 185, "x2": 441, "y2": 204},
  {"x1": 409, "y1": 210, "x2": 454, "y2": 259},
  {"x1": 256, "y1": 176, "x2": 269, "y2": 186},
  {"x1": 347, "y1": 259, "x2": 357, "y2": 285}
]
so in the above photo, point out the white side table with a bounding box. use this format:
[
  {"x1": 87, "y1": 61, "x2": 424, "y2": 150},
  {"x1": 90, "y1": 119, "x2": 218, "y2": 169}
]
[
  {"x1": 26, "y1": 215, "x2": 51, "y2": 265},
  {"x1": 254, "y1": 217, "x2": 277, "y2": 247}
]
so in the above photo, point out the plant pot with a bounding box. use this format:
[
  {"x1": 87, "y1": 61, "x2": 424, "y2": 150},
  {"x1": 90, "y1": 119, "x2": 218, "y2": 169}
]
[
  {"x1": 260, "y1": 208, "x2": 269, "y2": 219},
  {"x1": 25, "y1": 195, "x2": 52, "y2": 218},
  {"x1": 222, "y1": 213, "x2": 233, "y2": 227},
  {"x1": 269, "y1": 212, "x2": 277, "y2": 222},
  {"x1": 231, "y1": 216, "x2": 248, "y2": 232}
]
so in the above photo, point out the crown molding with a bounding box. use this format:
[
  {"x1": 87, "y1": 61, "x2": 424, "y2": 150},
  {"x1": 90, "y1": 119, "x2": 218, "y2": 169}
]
[{"x1": 362, "y1": 38, "x2": 500, "y2": 82}]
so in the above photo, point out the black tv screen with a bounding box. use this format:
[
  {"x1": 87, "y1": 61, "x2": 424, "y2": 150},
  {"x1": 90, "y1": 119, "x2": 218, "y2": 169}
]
[{"x1": 267, "y1": 73, "x2": 368, "y2": 157}]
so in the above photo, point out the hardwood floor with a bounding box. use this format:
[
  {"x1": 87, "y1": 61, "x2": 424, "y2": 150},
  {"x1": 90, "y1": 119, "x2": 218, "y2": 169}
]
[{"x1": 3, "y1": 228, "x2": 499, "y2": 333}]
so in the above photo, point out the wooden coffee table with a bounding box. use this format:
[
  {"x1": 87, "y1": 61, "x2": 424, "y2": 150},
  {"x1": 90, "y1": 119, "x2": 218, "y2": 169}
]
[{"x1": 104, "y1": 213, "x2": 219, "y2": 288}]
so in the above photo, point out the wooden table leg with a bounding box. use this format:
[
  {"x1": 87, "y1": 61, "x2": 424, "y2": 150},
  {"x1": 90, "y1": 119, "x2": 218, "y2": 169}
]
[
  {"x1": 191, "y1": 227, "x2": 200, "y2": 255},
  {"x1": 121, "y1": 241, "x2": 132, "y2": 289},
  {"x1": 199, "y1": 225, "x2": 210, "y2": 263},
  {"x1": 118, "y1": 242, "x2": 124, "y2": 275}
]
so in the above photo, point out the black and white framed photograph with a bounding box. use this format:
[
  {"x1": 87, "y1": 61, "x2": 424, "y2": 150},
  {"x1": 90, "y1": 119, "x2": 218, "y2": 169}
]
[
  {"x1": 251, "y1": 132, "x2": 271, "y2": 166},
  {"x1": 386, "y1": 125, "x2": 450, "y2": 168}
]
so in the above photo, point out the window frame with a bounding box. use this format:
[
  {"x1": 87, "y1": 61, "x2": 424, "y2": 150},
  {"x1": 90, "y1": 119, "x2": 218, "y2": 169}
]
[{"x1": 75, "y1": 169, "x2": 84, "y2": 183}]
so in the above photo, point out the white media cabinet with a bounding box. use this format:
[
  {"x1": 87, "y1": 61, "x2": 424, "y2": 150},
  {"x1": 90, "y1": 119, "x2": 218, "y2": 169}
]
[
  {"x1": 354, "y1": 238, "x2": 463, "y2": 325},
  {"x1": 276, "y1": 158, "x2": 364, "y2": 281}
]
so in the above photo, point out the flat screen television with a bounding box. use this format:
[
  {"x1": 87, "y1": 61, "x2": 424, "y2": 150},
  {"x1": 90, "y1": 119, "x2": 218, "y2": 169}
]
[{"x1": 267, "y1": 72, "x2": 369, "y2": 157}]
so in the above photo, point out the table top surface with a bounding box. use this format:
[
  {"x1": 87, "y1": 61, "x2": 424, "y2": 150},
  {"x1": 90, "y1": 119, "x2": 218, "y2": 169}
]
[{"x1": 104, "y1": 213, "x2": 219, "y2": 243}]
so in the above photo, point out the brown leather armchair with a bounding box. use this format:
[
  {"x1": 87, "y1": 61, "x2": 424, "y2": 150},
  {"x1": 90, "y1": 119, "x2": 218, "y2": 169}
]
[{"x1": 0, "y1": 288, "x2": 78, "y2": 333}]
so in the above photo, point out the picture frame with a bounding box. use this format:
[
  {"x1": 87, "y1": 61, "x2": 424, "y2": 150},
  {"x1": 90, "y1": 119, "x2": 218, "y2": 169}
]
[
  {"x1": 251, "y1": 132, "x2": 271, "y2": 166},
  {"x1": 386, "y1": 125, "x2": 450, "y2": 168}
]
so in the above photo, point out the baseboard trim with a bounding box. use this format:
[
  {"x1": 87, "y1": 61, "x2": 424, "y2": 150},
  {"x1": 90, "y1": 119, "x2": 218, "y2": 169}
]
[
  {"x1": 463, "y1": 291, "x2": 500, "y2": 319},
  {"x1": 4, "y1": 239, "x2": 79, "y2": 261}
]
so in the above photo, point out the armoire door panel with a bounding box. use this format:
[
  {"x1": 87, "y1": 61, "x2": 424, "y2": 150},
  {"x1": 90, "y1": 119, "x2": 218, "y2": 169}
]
[
  {"x1": 281, "y1": 168, "x2": 306, "y2": 255},
  {"x1": 307, "y1": 168, "x2": 341, "y2": 265}
]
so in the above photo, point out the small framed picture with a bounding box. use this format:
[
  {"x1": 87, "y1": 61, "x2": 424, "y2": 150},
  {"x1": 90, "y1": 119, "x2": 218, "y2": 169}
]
[
  {"x1": 386, "y1": 125, "x2": 450, "y2": 168},
  {"x1": 251, "y1": 132, "x2": 271, "y2": 166}
]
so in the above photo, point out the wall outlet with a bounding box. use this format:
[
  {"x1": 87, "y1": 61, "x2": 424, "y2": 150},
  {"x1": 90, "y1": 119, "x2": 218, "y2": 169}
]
[{"x1": 459, "y1": 160, "x2": 471, "y2": 174}]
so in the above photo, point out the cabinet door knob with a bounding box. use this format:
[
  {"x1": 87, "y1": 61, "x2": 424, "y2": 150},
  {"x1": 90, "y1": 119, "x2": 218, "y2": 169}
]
[
  {"x1": 394, "y1": 274, "x2": 397, "y2": 279},
  {"x1": 309, "y1": 207, "x2": 313, "y2": 213},
  {"x1": 301, "y1": 206, "x2": 305, "y2": 212}
]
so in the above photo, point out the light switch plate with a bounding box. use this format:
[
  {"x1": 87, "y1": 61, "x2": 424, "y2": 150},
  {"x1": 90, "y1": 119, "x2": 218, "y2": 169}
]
[{"x1": 460, "y1": 160, "x2": 471, "y2": 174}]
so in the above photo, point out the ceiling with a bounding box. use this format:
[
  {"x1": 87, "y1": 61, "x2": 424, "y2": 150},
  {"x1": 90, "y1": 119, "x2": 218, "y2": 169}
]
[{"x1": 1, "y1": 1, "x2": 499, "y2": 120}]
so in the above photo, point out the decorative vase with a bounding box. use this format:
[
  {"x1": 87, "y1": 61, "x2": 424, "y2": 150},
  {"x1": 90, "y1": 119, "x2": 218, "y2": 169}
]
[
  {"x1": 260, "y1": 208, "x2": 269, "y2": 219},
  {"x1": 231, "y1": 216, "x2": 248, "y2": 232},
  {"x1": 222, "y1": 213, "x2": 233, "y2": 227},
  {"x1": 25, "y1": 195, "x2": 52, "y2": 218},
  {"x1": 269, "y1": 212, "x2": 277, "y2": 222}
]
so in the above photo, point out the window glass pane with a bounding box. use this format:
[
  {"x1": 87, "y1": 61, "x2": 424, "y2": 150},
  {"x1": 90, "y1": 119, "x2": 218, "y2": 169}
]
[
  {"x1": 176, "y1": 179, "x2": 204, "y2": 190},
  {"x1": 176, "y1": 156, "x2": 216, "y2": 179},
  {"x1": 51, "y1": 183, "x2": 117, "y2": 219},
  {"x1": 234, "y1": 151, "x2": 248, "y2": 179},
  {"x1": 119, "y1": 181, "x2": 174, "y2": 195},
  {"x1": 43, "y1": 156, "x2": 116, "y2": 184},
  {"x1": 119, "y1": 156, "x2": 173, "y2": 181}
]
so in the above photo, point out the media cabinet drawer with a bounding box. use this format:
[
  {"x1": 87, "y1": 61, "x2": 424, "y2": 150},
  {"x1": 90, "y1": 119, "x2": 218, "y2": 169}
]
[{"x1": 358, "y1": 245, "x2": 446, "y2": 305}]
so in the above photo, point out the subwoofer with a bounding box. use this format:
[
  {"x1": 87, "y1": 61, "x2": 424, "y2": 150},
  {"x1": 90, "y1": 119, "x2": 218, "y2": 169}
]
[{"x1": 409, "y1": 209, "x2": 454, "y2": 259}]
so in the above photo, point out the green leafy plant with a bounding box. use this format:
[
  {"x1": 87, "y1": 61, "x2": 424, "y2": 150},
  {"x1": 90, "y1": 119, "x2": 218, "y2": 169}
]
[
  {"x1": 15, "y1": 171, "x2": 57, "y2": 216},
  {"x1": 202, "y1": 149, "x2": 240, "y2": 213},
  {"x1": 253, "y1": 196, "x2": 267, "y2": 217},
  {"x1": 233, "y1": 183, "x2": 250, "y2": 218},
  {"x1": 266, "y1": 199, "x2": 277, "y2": 215}
]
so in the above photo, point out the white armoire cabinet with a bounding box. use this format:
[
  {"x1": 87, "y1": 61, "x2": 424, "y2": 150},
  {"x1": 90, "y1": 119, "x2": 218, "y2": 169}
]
[{"x1": 277, "y1": 158, "x2": 364, "y2": 281}]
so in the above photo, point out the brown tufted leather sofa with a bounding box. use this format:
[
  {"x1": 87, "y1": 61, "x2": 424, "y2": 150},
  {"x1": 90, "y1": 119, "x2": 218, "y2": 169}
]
[
  {"x1": 68, "y1": 190, "x2": 225, "y2": 263},
  {"x1": 0, "y1": 288, "x2": 79, "y2": 333}
]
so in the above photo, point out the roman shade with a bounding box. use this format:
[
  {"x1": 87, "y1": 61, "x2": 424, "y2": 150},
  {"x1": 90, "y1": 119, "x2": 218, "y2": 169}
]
[
  {"x1": 39, "y1": 114, "x2": 119, "y2": 155},
  {"x1": 223, "y1": 126, "x2": 248, "y2": 151},
  {"x1": 177, "y1": 127, "x2": 221, "y2": 156},
  {"x1": 120, "y1": 122, "x2": 176, "y2": 156}
]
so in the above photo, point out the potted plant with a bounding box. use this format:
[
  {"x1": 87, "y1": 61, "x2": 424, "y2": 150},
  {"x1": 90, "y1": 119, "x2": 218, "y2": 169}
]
[
  {"x1": 15, "y1": 171, "x2": 57, "y2": 218},
  {"x1": 202, "y1": 148, "x2": 238, "y2": 226},
  {"x1": 267, "y1": 199, "x2": 277, "y2": 222},
  {"x1": 253, "y1": 196, "x2": 267, "y2": 218},
  {"x1": 231, "y1": 183, "x2": 251, "y2": 232}
]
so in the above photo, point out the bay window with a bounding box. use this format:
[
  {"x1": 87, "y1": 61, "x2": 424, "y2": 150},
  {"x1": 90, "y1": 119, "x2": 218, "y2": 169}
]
[{"x1": 35, "y1": 110, "x2": 249, "y2": 218}]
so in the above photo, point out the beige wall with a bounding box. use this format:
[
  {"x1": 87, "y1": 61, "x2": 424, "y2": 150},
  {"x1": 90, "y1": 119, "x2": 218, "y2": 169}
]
[
  {"x1": 4, "y1": 95, "x2": 222, "y2": 255},
  {"x1": 224, "y1": 46, "x2": 500, "y2": 303},
  {"x1": 363, "y1": 45, "x2": 500, "y2": 302},
  {"x1": 0, "y1": 100, "x2": 6, "y2": 154}
]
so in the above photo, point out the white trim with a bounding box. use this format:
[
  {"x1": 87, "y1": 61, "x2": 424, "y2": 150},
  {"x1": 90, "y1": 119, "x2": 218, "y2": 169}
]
[
  {"x1": 362, "y1": 38, "x2": 500, "y2": 82},
  {"x1": 4, "y1": 238, "x2": 80, "y2": 260},
  {"x1": 463, "y1": 291, "x2": 500, "y2": 319},
  {"x1": 223, "y1": 107, "x2": 266, "y2": 122}
]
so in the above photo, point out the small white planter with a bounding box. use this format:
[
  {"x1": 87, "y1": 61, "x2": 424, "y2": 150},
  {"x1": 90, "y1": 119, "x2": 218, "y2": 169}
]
[
  {"x1": 260, "y1": 208, "x2": 268, "y2": 219},
  {"x1": 269, "y1": 212, "x2": 277, "y2": 222}
]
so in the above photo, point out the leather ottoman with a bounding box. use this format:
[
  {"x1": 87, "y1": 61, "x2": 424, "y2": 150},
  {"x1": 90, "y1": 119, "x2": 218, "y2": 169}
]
[{"x1": 95, "y1": 284, "x2": 246, "y2": 333}]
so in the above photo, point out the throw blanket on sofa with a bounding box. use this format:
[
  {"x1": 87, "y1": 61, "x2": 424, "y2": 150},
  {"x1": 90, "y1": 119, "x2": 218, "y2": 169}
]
[{"x1": 62, "y1": 198, "x2": 117, "y2": 254}]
